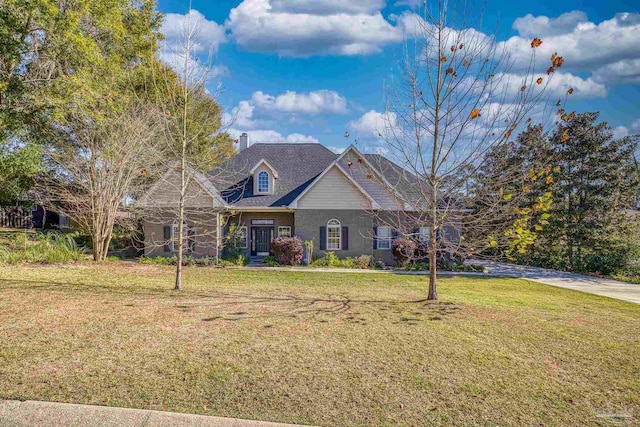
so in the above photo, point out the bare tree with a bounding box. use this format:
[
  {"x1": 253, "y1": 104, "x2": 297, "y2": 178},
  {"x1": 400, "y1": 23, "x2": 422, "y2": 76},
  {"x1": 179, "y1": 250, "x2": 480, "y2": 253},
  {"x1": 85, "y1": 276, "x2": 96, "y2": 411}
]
[
  {"x1": 360, "y1": 0, "x2": 569, "y2": 300},
  {"x1": 135, "y1": 8, "x2": 233, "y2": 290},
  {"x1": 36, "y1": 102, "x2": 161, "y2": 261}
]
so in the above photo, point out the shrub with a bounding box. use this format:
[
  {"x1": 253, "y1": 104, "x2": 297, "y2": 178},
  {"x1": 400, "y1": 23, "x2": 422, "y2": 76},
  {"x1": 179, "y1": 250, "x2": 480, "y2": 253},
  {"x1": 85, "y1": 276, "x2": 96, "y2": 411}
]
[
  {"x1": 271, "y1": 236, "x2": 304, "y2": 265},
  {"x1": 310, "y1": 252, "x2": 372, "y2": 269},
  {"x1": 139, "y1": 256, "x2": 171, "y2": 265},
  {"x1": 391, "y1": 237, "x2": 417, "y2": 266},
  {"x1": 355, "y1": 255, "x2": 372, "y2": 269},
  {"x1": 221, "y1": 253, "x2": 248, "y2": 266},
  {"x1": 262, "y1": 256, "x2": 279, "y2": 267},
  {"x1": 0, "y1": 231, "x2": 85, "y2": 265}
]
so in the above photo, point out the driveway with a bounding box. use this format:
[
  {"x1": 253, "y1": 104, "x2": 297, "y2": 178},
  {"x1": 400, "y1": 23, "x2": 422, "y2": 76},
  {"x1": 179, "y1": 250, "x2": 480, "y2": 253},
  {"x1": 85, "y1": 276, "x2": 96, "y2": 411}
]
[{"x1": 473, "y1": 260, "x2": 640, "y2": 304}]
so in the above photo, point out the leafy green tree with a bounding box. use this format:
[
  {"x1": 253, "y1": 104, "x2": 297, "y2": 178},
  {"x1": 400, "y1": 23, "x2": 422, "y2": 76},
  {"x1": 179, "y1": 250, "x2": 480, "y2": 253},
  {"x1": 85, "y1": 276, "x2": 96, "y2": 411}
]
[
  {"x1": 0, "y1": 139, "x2": 41, "y2": 204},
  {"x1": 1, "y1": 0, "x2": 161, "y2": 135},
  {"x1": 546, "y1": 112, "x2": 639, "y2": 273}
]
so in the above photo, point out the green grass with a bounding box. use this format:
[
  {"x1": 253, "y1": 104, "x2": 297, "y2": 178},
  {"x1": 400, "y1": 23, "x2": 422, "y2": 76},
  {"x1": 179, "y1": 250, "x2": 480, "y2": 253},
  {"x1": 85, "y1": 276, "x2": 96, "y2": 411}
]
[{"x1": 0, "y1": 265, "x2": 638, "y2": 426}]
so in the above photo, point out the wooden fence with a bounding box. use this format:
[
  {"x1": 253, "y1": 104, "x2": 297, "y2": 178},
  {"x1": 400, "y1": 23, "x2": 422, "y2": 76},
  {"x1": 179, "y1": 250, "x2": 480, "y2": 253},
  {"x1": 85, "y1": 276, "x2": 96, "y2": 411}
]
[{"x1": 0, "y1": 206, "x2": 32, "y2": 229}]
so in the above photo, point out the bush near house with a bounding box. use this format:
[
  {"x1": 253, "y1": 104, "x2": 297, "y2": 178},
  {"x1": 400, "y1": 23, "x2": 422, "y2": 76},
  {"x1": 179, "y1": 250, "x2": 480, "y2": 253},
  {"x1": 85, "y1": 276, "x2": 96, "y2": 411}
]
[
  {"x1": 310, "y1": 252, "x2": 372, "y2": 269},
  {"x1": 271, "y1": 236, "x2": 304, "y2": 265},
  {"x1": 391, "y1": 237, "x2": 418, "y2": 266},
  {"x1": 0, "y1": 230, "x2": 85, "y2": 264}
]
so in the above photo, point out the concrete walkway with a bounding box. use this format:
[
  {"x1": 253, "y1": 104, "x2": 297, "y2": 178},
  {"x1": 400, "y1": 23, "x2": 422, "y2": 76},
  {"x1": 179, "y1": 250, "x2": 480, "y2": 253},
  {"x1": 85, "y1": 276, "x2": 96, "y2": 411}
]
[
  {"x1": 473, "y1": 260, "x2": 640, "y2": 304},
  {"x1": 0, "y1": 400, "x2": 313, "y2": 427}
]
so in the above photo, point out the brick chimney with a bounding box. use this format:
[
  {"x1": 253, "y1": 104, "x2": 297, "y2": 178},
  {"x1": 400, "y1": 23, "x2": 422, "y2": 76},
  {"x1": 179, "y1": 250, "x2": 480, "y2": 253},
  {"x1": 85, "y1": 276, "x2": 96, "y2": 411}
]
[{"x1": 239, "y1": 133, "x2": 250, "y2": 151}]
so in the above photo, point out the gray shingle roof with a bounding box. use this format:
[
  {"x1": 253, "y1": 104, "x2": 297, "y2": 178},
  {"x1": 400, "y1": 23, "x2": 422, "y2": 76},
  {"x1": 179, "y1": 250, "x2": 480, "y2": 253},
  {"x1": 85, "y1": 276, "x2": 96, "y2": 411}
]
[{"x1": 209, "y1": 143, "x2": 337, "y2": 207}]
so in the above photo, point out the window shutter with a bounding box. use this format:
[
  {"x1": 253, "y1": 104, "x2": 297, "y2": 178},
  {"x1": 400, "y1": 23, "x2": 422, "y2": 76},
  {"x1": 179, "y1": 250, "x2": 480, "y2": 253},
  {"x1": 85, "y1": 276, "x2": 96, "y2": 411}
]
[
  {"x1": 392, "y1": 229, "x2": 399, "y2": 239},
  {"x1": 319, "y1": 226, "x2": 326, "y2": 250},
  {"x1": 342, "y1": 226, "x2": 349, "y2": 251},
  {"x1": 373, "y1": 226, "x2": 378, "y2": 249},
  {"x1": 188, "y1": 227, "x2": 196, "y2": 253},
  {"x1": 163, "y1": 225, "x2": 171, "y2": 252}
]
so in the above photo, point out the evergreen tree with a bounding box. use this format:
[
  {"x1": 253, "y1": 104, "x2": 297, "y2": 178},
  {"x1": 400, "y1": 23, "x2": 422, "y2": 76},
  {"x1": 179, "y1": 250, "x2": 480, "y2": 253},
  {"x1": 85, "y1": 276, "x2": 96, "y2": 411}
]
[{"x1": 546, "y1": 112, "x2": 639, "y2": 273}]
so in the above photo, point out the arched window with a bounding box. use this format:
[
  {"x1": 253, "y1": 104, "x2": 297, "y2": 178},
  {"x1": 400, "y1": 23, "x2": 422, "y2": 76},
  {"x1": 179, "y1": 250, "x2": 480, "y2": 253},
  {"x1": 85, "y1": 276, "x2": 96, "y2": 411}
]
[
  {"x1": 327, "y1": 219, "x2": 341, "y2": 250},
  {"x1": 257, "y1": 170, "x2": 270, "y2": 193}
]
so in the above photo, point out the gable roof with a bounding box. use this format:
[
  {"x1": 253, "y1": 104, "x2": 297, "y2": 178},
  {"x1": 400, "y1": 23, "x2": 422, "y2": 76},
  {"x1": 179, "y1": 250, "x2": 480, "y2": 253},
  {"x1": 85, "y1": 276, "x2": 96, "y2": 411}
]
[
  {"x1": 209, "y1": 143, "x2": 337, "y2": 207},
  {"x1": 288, "y1": 162, "x2": 380, "y2": 209},
  {"x1": 249, "y1": 159, "x2": 279, "y2": 178}
]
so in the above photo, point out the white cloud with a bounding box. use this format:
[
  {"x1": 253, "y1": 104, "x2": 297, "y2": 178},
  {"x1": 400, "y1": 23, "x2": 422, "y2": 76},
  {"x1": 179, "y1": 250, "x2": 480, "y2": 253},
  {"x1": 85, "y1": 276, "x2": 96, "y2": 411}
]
[
  {"x1": 614, "y1": 119, "x2": 640, "y2": 139},
  {"x1": 227, "y1": 101, "x2": 257, "y2": 129},
  {"x1": 251, "y1": 90, "x2": 348, "y2": 114},
  {"x1": 156, "y1": 51, "x2": 229, "y2": 82},
  {"x1": 225, "y1": 89, "x2": 349, "y2": 130},
  {"x1": 500, "y1": 12, "x2": 640, "y2": 75},
  {"x1": 228, "y1": 128, "x2": 319, "y2": 144},
  {"x1": 348, "y1": 110, "x2": 398, "y2": 138},
  {"x1": 270, "y1": 0, "x2": 386, "y2": 15},
  {"x1": 161, "y1": 9, "x2": 227, "y2": 54},
  {"x1": 159, "y1": 10, "x2": 228, "y2": 80},
  {"x1": 512, "y1": 11, "x2": 588, "y2": 38},
  {"x1": 226, "y1": 0, "x2": 404, "y2": 56},
  {"x1": 612, "y1": 126, "x2": 629, "y2": 140},
  {"x1": 593, "y1": 59, "x2": 640, "y2": 84},
  {"x1": 491, "y1": 71, "x2": 607, "y2": 99}
]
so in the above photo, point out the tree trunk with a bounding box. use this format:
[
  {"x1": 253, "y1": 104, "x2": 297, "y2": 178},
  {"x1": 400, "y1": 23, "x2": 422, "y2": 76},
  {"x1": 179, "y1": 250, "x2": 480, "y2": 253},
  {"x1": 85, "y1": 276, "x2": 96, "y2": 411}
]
[{"x1": 428, "y1": 221, "x2": 438, "y2": 301}]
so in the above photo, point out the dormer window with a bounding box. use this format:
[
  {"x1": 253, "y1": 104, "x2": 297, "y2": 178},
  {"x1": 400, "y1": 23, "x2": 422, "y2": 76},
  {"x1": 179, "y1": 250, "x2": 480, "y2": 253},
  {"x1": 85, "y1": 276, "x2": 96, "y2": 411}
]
[
  {"x1": 257, "y1": 170, "x2": 270, "y2": 193},
  {"x1": 250, "y1": 159, "x2": 278, "y2": 195}
]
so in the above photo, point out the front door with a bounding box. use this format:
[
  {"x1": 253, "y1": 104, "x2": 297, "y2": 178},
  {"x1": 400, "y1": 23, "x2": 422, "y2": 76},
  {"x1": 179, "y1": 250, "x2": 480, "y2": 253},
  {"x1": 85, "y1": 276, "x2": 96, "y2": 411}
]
[{"x1": 252, "y1": 227, "x2": 273, "y2": 256}]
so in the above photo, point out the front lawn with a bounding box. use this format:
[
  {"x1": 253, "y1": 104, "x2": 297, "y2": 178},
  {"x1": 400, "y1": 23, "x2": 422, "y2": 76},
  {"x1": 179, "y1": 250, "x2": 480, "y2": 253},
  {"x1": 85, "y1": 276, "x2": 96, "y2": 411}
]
[{"x1": 0, "y1": 265, "x2": 638, "y2": 426}]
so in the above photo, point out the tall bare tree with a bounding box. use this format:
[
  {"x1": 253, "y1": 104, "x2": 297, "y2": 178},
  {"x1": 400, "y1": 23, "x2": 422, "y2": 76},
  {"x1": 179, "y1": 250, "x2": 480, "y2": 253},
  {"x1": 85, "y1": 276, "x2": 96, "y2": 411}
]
[
  {"x1": 363, "y1": 0, "x2": 570, "y2": 300},
  {"x1": 136, "y1": 9, "x2": 233, "y2": 290}
]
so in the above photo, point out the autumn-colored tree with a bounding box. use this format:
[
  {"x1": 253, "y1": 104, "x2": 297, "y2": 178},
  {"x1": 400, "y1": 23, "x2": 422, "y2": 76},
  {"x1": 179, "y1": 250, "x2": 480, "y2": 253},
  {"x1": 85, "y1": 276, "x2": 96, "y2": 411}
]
[{"x1": 364, "y1": 1, "x2": 569, "y2": 300}]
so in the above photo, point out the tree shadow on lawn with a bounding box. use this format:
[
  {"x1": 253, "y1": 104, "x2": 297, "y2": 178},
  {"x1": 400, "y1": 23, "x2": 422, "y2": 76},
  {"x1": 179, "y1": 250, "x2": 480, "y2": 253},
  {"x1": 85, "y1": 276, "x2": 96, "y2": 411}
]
[
  {"x1": 190, "y1": 292, "x2": 463, "y2": 325},
  {"x1": 0, "y1": 278, "x2": 463, "y2": 325}
]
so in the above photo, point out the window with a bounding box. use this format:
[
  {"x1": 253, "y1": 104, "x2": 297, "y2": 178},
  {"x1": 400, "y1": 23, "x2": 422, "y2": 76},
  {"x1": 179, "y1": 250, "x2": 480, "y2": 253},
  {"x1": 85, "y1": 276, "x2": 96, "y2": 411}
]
[
  {"x1": 418, "y1": 227, "x2": 430, "y2": 243},
  {"x1": 238, "y1": 226, "x2": 248, "y2": 248},
  {"x1": 171, "y1": 221, "x2": 193, "y2": 252},
  {"x1": 327, "y1": 219, "x2": 341, "y2": 250},
  {"x1": 257, "y1": 170, "x2": 270, "y2": 193},
  {"x1": 227, "y1": 224, "x2": 248, "y2": 249},
  {"x1": 278, "y1": 226, "x2": 291, "y2": 237},
  {"x1": 377, "y1": 226, "x2": 392, "y2": 250}
]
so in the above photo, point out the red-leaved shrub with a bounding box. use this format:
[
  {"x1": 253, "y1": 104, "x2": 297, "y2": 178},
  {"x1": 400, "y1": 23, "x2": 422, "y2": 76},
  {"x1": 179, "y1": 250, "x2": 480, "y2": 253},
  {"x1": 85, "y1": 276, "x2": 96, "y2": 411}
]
[
  {"x1": 391, "y1": 237, "x2": 417, "y2": 266},
  {"x1": 271, "y1": 236, "x2": 304, "y2": 265}
]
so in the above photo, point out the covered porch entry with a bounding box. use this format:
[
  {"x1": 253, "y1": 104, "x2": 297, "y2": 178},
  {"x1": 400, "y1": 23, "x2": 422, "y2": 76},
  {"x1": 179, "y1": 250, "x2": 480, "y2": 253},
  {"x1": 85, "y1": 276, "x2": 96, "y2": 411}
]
[{"x1": 225, "y1": 210, "x2": 295, "y2": 259}]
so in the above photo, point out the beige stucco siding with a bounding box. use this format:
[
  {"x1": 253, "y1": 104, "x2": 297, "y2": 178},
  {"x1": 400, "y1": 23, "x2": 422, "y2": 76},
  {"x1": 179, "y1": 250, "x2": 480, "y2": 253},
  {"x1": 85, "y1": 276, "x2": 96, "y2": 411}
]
[
  {"x1": 143, "y1": 211, "x2": 219, "y2": 258},
  {"x1": 297, "y1": 166, "x2": 371, "y2": 210}
]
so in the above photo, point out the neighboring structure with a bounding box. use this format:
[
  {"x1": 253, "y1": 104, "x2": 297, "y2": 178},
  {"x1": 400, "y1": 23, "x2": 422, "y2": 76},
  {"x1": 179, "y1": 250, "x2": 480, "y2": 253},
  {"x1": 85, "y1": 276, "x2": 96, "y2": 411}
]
[{"x1": 139, "y1": 133, "x2": 460, "y2": 265}]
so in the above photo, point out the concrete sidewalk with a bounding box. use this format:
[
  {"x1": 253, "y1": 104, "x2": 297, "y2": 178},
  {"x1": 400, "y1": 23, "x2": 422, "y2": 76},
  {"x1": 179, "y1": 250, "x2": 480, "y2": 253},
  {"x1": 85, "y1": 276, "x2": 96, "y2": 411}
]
[
  {"x1": 473, "y1": 260, "x2": 640, "y2": 304},
  {"x1": 0, "y1": 400, "x2": 314, "y2": 427}
]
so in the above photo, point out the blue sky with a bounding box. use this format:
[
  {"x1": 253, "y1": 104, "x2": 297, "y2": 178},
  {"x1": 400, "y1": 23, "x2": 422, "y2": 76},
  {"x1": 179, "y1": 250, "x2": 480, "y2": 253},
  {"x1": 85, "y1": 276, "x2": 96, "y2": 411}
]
[{"x1": 156, "y1": 0, "x2": 640, "y2": 153}]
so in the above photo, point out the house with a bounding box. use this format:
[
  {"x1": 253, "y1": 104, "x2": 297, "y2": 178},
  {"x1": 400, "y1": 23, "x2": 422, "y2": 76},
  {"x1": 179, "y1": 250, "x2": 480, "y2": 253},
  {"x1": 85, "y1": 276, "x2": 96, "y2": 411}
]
[{"x1": 139, "y1": 133, "x2": 460, "y2": 265}]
